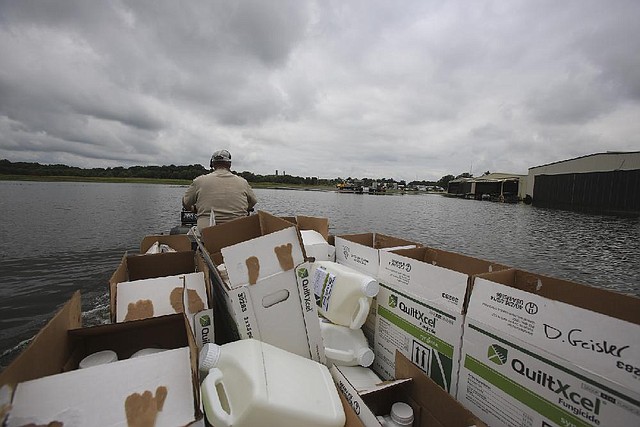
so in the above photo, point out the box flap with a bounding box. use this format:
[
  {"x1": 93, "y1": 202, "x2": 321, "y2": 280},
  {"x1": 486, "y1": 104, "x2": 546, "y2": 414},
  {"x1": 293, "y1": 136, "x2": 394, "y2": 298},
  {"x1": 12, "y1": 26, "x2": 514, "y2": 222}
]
[
  {"x1": 258, "y1": 210, "x2": 299, "y2": 234},
  {"x1": 116, "y1": 272, "x2": 208, "y2": 324},
  {"x1": 201, "y1": 214, "x2": 262, "y2": 255},
  {"x1": 379, "y1": 247, "x2": 508, "y2": 314},
  {"x1": 474, "y1": 269, "x2": 640, "y2": 324},
  {"x1": 469, "y1": 270, "x2": 640, "y2": 393},
  {"x1": 201, "y1": 211, "x2": 299, "y2": 256},
  {"x1": 394, "y1": 352, "x2": 487, "y2": 427},
  {"x1": 8, "y1": 347, "x2": 195, "y2": 427},
  {"x1": 0, "y1": 291, "x2": 82, "y2": 390},
  {"x1": 341, "y1": 393, "x2": 366, "y2": 427},
  {"x1": 397, "y1": 247, "x2": 508, "y2": 277},
  {"x1": 126, "y1": 251, "x2": 197, "y2": 282},
  {"x1": 296, "y1": 215, "x2": 330, "y2": 240},
  {"x1": 337, "y1": 233, "x2": 374, "y2": 247},
  {"x1": 221, "y1": 227, "x2": 305, "y2": 287},
  {"x1": 373, "y1": 233, "x2": 421, "y2": 250}
]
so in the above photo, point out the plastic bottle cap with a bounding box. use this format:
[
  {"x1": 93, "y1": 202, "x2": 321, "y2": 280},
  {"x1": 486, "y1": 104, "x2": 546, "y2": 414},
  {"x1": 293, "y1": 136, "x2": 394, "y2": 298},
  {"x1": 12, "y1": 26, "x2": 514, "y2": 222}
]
[
  {"x1": 357, "y1": 347, "x2": 375, "y2": 367},
  {"x1": 360, "y1": 278, "x2": 379, "y2": 297},
  {"x1": 390, "y1": 402, "x2": 414, "y2": 425},
  {"x1": 199, "y1": 343, "x2": 221, "y2": 371},
  {"x1": 79, "y1": 350, "x2": 118, "y2": 369},
  {"x1": 131, "y1": 348, "x2": 165, "y2": 358}
]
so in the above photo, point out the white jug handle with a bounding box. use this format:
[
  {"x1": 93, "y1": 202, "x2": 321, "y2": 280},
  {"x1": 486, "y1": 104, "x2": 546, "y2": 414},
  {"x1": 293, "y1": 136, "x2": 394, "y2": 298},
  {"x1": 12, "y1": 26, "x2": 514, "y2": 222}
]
[
  {"x1": 325, "y1": 348, "x2": 356, "y2": 363},
  {"x1": 201, "y1": 367, "x2": 232, "y2": 427},
  {"x1": 350, "y1": 297, "x2": 370, "y2": 329}
]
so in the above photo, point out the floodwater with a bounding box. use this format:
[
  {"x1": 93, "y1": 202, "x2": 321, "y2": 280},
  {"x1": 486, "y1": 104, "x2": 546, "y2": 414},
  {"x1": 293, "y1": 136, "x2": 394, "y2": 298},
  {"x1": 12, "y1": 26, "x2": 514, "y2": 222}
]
[{"x1": 1, "y1": 181, "x2": 639, "y2": 369}]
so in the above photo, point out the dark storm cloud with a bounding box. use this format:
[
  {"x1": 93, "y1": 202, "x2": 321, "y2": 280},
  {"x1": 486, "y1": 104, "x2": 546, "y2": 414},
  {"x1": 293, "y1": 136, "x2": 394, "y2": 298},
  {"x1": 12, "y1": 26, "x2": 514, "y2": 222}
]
[{"x1": 0, "y1": 0, "x2": 639, "y2": 179}]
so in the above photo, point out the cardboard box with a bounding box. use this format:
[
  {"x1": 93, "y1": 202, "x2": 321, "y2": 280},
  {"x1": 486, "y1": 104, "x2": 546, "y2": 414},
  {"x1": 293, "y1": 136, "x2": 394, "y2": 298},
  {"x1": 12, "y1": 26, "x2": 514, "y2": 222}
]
[
  {"x1": 108, "y1": 250, "x2": 211, "y2": 322},
  {"x1": 334, "y1": 233, "x2": 422, "y2": 345},
  {"x1": 281, "y1": 214, "x2": 330, "y2": 240},
  {"x1": 109, "y1": 250, "x2": 214, "y2": 349},
  {"x1": 284, "y1": 214, "x2": 335, "y2": 261},
  {"x1": 374, "y1": 247, "x2": 507, "y2": 396},
  {"x1": 0, "y1": 292, "x2": 203, "y2": 426},
  {"x1": 200, "y1": 211, "x2": 325, "y2": 362},
  {"x1": 116, "y1": 272, "x2": 211, "y2": 342},
  {"x1": 334, "y1": 233, "x2": 421, "y2": 278},
  {"x1": 334, "y1": 351, "x2": 487, "y2": 427},
  {"x1": 458, "y1": 269, "x2": 640, "y2": 427}
]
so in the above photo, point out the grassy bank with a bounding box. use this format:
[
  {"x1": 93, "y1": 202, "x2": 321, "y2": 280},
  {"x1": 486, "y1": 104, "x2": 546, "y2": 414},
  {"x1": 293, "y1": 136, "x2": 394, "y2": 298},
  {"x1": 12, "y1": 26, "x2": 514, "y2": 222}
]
[{"x1": 0, "y1": 174, "x2": 337, "y2": 190}]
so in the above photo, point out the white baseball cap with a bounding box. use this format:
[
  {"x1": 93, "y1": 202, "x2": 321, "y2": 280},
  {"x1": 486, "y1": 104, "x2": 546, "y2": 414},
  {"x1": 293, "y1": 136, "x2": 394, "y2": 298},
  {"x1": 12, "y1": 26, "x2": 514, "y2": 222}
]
[{"x1": 211, "y1": 149, "x2": 231, "y2": 163}]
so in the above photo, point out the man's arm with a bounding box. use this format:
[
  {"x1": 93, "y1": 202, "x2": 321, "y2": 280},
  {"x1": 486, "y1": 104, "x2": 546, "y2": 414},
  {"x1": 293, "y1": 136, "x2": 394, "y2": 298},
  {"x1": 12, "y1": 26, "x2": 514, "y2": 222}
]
[
  {"x1": 182, "y1": 182, "x2": 197, "y2": 211},
  {"x1": 246, "y1": 184, "x2": 258, "y2": 210}
]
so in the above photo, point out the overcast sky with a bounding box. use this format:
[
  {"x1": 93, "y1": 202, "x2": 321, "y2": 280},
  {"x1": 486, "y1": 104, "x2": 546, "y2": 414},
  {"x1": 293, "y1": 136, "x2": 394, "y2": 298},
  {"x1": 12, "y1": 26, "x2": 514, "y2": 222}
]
[{"x1": 1, "y1": 1, "x2": 639, "y2": 182}]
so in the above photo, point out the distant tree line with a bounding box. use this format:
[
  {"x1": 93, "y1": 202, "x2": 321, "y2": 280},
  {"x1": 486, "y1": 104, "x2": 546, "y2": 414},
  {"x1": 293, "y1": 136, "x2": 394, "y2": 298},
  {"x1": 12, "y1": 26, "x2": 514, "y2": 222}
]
[
  {"x1": 0, "y1": 158, "x2": 466, "y2": 189},
  {"x1": 0, "y1": 159, "x2": 207, "y2": 180},
  {"x1": 236, "y1": 171, "x2": 339, "y2": 186}
]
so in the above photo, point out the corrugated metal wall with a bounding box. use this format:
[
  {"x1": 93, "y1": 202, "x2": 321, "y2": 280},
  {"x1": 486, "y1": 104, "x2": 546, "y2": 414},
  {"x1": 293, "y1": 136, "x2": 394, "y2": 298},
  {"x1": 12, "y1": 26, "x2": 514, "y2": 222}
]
[{"x1": 533, "y1": 169, "x2": 640, "y2": 214}]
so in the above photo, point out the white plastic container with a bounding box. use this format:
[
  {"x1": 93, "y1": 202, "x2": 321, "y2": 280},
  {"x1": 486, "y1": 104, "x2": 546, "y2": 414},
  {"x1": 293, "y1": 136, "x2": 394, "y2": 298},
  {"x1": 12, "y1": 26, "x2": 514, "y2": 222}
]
[
  {"x1": 78, "y1": 350, "x2": 118, "y2": 369},
  {"x1": 199, "y1": 339, "x2": 345, "y2": 427},
  {"x1": 319, "y1": 319, "x2": 374, "y2": 367},
  {"x1": 301, "y1": 230, "x2": 336, "y2": 261},
  {"x1": 130, "y1": 348, "x2": 166, "y2": 358},
  {"x1": 376, "y1": 402, "x2": 414, "y2": 426},
  {"x1": 311, "y1": 261, "x2": 379, "y2": 329}
]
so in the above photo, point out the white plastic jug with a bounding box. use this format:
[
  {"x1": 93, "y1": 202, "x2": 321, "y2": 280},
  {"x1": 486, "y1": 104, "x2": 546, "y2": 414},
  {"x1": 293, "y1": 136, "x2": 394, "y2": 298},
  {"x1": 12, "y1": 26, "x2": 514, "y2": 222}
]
[
  {"x1": 301, "y1": 230, "x2": 336, "y2": 261},
  {"x1": 376, "y1": 402, "x2": 414, "y2": 426},
  {"x1": 199, "y1": 339, "x2": 345, "y2": 427},
  {"x1": 319, "y1": 319, "x2": 374, "y2": 367},
  {"x1": 311, "y1": 261, "x2": 379, "y2": 329}
]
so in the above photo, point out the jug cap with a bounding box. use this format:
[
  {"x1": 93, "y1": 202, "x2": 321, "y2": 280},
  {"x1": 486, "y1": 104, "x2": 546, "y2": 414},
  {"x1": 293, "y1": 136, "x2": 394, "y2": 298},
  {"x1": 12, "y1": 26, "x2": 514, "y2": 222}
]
[
  {"x1": 357, "y1": 347, "x2": 375, "y2": 367},
  {"x1": 79, "y1": 350, "x2": 118, "y2": 369},
  {"x1": 390, "y1": 402, "x2": 414, "y2": 425},
  {"x1": 199, "y1": 343, "x2": 222, "y2": 371},
  {"x1": 360, "y1": 278, "x2": 379, "y2": 297}
]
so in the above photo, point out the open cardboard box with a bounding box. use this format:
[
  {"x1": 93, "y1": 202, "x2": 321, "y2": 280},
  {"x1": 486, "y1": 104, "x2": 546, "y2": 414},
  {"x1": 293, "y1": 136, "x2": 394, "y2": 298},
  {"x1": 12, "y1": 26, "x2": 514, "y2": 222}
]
[
  {"x1": 458, "y1": 268, "x2": 640, "y2": 427},
  {"x1": 334, "y1": 232, "x2": 423, "y2": 345},
  {"x1": 333, "y1": 351, "x2": 487, "y2": 427},
  {"x1": 0, "y1": 292, "x2": 203, "y2": 426},
  {"x1": 109, "y1": 250, "x2": 211, "y2": 320},
  {"x1": 199, "y1": 211, "x2": 325, "y2": 362},
  {"x1": 115, "y1": 272, "x2": 213, "y2": 349},
  {"x1": 282, "y1": 215, "x2": 335, "y2": 261},
  {"x1": 281, "y1": 214, "x2": 330, "y2": 240},
  {"x1": 334, "y1": 233, "x2": 422, "y2": 278},
  {"x1": 373, "y1": 247, "x2": 508, "y2": 395},
  {"x1": 109, "y1": 250, "x2": 214, "y2": 349}
]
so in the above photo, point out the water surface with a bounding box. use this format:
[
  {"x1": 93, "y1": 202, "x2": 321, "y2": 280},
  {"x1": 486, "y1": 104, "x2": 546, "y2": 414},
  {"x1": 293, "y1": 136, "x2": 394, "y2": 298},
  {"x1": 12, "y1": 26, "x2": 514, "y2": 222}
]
[{"x1": 1, "y1": 181, "x2": 638, "y2": 368}]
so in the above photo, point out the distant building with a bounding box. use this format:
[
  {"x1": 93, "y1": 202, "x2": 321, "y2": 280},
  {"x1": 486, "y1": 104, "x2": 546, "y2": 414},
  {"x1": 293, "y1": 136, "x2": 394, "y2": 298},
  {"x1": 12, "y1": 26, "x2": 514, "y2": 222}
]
[
  {"x1": 526, "y1": 151, "x2": 640, "y2": 214},
  {"x1": 447, "y1": 173, "x2": 526, "y2": 202}
]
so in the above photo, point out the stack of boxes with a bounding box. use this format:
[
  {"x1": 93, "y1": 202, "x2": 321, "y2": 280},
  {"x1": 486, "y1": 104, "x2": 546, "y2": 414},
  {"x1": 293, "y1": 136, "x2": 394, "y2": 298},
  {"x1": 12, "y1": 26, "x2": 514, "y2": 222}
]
[
  {"x1": 328, "y1": 230, "x2": 640, "y2": 427},
  {"x1": 330, "y1": 233, "x2": 492, "y2": 426},
  {"x1": 457, "y1": 268, "x2": 640, "y2": 427},
  {"x1": 373, "y1": 247, "x2": 506, "y2": 396},
  {"x1": 0, "y1": 234, "x2": 206, "y2": 426},
  {"x1": 1, "y1": 210, "x2": 638, "y2": 427},
  {"x1": 199, "y1": 211, "x2": 325, "y2": 361}
]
